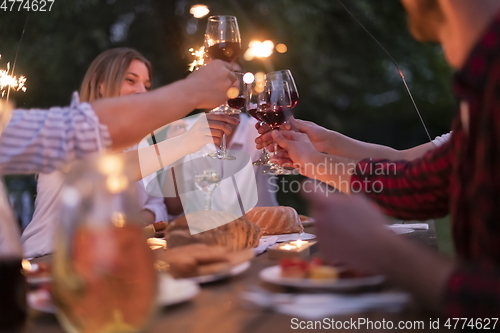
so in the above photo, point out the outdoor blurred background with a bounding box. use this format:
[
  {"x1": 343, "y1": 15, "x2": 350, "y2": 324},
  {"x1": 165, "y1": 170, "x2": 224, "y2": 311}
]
[{"x1": 0, "y1": 0, "x2": 455, "y2": 254}]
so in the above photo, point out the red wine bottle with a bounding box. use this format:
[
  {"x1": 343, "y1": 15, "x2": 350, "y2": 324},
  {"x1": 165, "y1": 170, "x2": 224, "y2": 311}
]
[
  {"x1": 206, "y1": 42, "x2": 241, "y2": 63},
  {"x1": 227, "y1": 96, "x2": 245, "y2": 110},
  {"x1": 0, "y1": 258, "x2": 27, "y2": 332}
]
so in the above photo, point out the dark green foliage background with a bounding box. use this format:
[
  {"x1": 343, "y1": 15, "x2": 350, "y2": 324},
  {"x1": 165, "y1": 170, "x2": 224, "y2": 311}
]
[{"x1": 0, "y1": 0, "x2": 455, "y2": 226}]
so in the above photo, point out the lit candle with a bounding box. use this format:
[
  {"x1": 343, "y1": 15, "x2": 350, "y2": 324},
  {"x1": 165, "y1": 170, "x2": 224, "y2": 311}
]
[
  {"x1": 290, "y1": 240, "x2": 308, "y2": 248},
  {"x1": 280, "y1": 244, "x2": 297, "y2": 250}
]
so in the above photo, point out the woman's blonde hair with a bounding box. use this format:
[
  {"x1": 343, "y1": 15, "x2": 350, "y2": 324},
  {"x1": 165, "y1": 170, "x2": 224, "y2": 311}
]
[{"x1": 79, "y1": 47, "x2": 152, "y2": 102}]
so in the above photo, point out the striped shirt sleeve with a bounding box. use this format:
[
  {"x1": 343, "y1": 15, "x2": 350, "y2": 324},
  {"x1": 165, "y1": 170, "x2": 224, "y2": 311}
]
[{"x1": 0, "y1": 93, "x2": 112, "y2": 174}]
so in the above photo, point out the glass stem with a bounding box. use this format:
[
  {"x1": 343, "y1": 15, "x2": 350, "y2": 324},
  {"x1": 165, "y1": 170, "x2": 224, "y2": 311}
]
[
  {"x1": 204, "y1": 191, "x2": 213, "y2": 210},
  {"x1": 221, "y1": 133, "x2": 227, "y2": 154}
]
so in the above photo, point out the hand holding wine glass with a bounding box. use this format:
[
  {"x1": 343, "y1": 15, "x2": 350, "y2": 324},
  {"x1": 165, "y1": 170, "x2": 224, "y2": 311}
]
[{"x1": 204, "y1": 15, "x2": 243, "y2": 159}]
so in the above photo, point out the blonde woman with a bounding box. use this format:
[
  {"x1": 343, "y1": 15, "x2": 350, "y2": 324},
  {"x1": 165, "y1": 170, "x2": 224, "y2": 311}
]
[{"x1": 21, "y1": 48, "x2": 237, "y2": 258}]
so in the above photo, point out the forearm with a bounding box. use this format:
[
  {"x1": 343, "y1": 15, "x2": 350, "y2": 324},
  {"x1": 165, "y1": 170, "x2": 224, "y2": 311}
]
[
  {"x1": 302, "y1": 152, "x2": 356, "y2": 194},
  {"x1": 92, "y1": 80, "x2": 198, "y2": 151}
]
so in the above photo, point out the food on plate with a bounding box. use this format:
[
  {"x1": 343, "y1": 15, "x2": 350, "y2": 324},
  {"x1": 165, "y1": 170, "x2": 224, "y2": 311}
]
[
  {"x1": 298, "y1": 214, "x2": 315, "y2": 226},
  {"x1": 162, "y1": 244, "x2": 254, "y2": 278},
  {"x1": 244, "y1": 206, "x2": 304, "y2": 235},
  {"x1": 309, "y1": 266, "x2": 338, "y2": 280},
  {"x1": 279, "y1": 258, "x2": 340, "y2": 280},
  {"x1": 165, "y1": 211, "x2": 261, "y2": 251}
]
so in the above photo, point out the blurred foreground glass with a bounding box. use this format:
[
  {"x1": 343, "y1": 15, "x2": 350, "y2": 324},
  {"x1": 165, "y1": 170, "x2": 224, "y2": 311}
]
[
  {"x1": 51, "y1": 154, "x2": 158, "y2": 333},
  {"x1": 0, "y1": 99, "x2": 27, "y2": 333}
]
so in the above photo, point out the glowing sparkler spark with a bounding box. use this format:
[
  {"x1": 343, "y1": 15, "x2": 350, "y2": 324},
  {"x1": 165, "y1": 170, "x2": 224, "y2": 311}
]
[
  {"x1": 188, "y1": 46, "x2": 206, "y2": 72},
  {"x1": 0, "y1": 55, "x2": 27, "y2": 97}
]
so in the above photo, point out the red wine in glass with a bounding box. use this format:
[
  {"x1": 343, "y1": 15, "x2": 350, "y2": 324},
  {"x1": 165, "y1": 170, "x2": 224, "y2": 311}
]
[
  {"x1": 258, "y1": 105, "x2": 292, "y2": 130},
  {"x1": 246, "y1": 108, "x2": 262, "y2": 121},
  {"x1": 290, "y1": 91, "x2": 299, "y2": 108},
  {"x1": 206, "y1": 42, "x2": 241, "y2": 63},
  {"x1": 227, "y1": 96, "x2": 245, "y2": 110}
]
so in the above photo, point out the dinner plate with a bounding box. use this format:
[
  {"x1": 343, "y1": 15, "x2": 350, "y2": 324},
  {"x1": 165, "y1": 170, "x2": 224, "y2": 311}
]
[
  {"x1": 259, "y1": 265, "x2": 385, "y2": 291},
  {"x1": 27, "y1": 274, "x2": 200, "y2": 314},
  {"x1": 386, "y1": 226, "x2": 415, "y2": 235},
  {"x1": 157, "y1": 274, "x2": 200, "y2": 306},
  {"x1": 261, "y1": 233, "x2": 316, "y2": 243},
  {"x1": 187, "y1": 261, "x2": 251, "y2": 284}
]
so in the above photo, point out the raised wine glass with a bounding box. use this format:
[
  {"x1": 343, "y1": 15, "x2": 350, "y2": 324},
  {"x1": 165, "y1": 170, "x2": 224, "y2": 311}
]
[
  {"x1": 245, "y1": 75, "x2": 272, "y2": 167},
  {"x1": 204, "y1": 15, "x2": 242, "y2": 160},
  {"x1": 257, "y1": 73, "x2": 297, "y2": 175},
  {"x1": 206, "y1": 72, "x2": 245, "y2": 160}
]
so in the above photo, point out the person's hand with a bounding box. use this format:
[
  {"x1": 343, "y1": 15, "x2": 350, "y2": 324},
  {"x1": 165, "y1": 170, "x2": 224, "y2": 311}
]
[
  {"x1": 268, "y1": 130, "x2": 324, "y2": 178},
  {"x1": 304, "y1": 185, "x2": 395, "y2": 275},
  {"x1": 255, "y1": 117, "x2": 332, "y2": 153},
  {"x1": 182, "y1": 113, "x2": 239, "y2": 150},
  {"x1": 184, "y1": 60, "x2": 237, "y2": 109}
]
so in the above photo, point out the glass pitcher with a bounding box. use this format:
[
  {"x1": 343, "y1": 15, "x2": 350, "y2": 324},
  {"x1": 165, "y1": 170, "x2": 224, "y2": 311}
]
[{"x1": 51, "y1": 153, "x2": 158, "y2": 333}]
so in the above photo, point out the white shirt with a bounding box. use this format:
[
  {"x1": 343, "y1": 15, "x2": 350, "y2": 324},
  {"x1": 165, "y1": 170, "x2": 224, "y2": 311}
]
[
  {"x1": 145, "y1": 114, "x2": 278, "y2": 216},
  {"x1": 20, "y1": 94, "x2": 167, "y2": 258}
]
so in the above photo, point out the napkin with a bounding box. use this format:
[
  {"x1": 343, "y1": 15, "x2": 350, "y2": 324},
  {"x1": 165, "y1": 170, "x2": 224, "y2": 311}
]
[
  {"x1": 254, "y1": 236, "x2": 279, "y2": 255},
  {"x1": 389, "y1": 223, "x2": 429, "y2": 230},
  {"x1": 242, "y1": 290, "x2": 410, "y2": 320}
]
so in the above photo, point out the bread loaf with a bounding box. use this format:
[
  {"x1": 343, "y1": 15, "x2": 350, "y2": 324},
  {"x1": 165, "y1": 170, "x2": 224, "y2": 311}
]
[
  {"x1": 244, "y1": 206, "x2": 304, "y2": 235},
  {"x1": 165, "y1": 211, "x2": 262, "y2": 252}
]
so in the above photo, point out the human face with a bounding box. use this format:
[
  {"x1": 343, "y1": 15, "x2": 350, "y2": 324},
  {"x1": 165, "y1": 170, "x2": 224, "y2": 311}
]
[
  {"x1": 119, "y1": 59, "x2": 151, "y2": 96},
  {"x1": 400, "y1": 0, "x2": 442, "y2": 42}
]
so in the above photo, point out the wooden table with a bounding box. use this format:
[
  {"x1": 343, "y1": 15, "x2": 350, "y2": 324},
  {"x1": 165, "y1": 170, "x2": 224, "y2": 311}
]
[{"x1": 25, "y1": 221, "x2": 451, "y2": 333}]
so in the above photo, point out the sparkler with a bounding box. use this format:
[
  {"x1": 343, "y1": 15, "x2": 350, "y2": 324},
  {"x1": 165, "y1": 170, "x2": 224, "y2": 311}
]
[
  {"x1": 188, "y1": 46, "x2": 206, "y2": 72},
  {"x1": 0, "y1": 55, "x2": 27, "y2": 98}
]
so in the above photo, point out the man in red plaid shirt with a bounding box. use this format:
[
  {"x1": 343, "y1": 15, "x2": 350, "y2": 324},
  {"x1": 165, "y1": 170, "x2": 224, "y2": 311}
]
[{"x1": 257, "y1": 0, "x2": 500, "y2": 318}]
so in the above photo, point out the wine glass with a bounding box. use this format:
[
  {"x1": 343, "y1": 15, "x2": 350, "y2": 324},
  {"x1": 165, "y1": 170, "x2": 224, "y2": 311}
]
[
  {"x1": 194, "y1": 169, "x2": 222, "y2": 210},
  {"x1": 51, "y1": 154, "x2": 158, "y2": 333},
  {"x1": 206, "y1": 72, "x2": 245, "y2": 160},
  {"x1": 245, "y1": 75, "x2": 272, "y2": 167},
  {"x1": 258, "y1": 73, "x2": 297, "y2": 175},
  {"x1": 204, "y1": 15, "x2": 242, "y2": 160}
]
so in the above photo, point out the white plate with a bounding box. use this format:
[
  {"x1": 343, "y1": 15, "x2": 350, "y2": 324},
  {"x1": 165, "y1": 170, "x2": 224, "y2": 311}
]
[
  {"x1": 27, "y1": 276, "x2": 52, "y2": 285},
  {"x1": 259, "y1": 265, "x2": 385, "y2": 291},
  {"x1": 261, "y1": 233, "x2": 316, "y2": 243},
  {"x1": 157, "y1": 274, "x2": 200, "y2": 306},
  {"x1": 386, "y1": 226, "x2": 415, "y2": 235},
  {"x1": 27, "y1": 274, "x2": 200, "y2": 314},
  {"x1": 187, "y1": 261, "x2": 251, "y2": 284}
]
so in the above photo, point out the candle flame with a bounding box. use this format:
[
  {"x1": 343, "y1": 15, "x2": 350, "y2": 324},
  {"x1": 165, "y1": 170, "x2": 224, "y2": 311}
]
[
  {"x1": 281, "y1": 244, "x2": 297, "y2": 250},
  {"x1": 0, "y1": 55, "x2": 27, "y2": 97},
  {"x1": 290, "y1": 240, "x2": 307, "y2": 247}
]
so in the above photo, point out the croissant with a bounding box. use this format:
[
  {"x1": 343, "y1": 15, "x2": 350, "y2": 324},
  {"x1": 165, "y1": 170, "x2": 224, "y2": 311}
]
[
  {"x1": 165, "y1": 211, "x2": 262, "y2": 252},
  {"x1": 244, "y1": 206, "x2": 304, "y2": 235}
]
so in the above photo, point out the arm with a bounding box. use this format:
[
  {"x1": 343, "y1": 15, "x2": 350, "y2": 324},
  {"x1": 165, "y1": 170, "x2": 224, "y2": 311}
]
[
  {"x1": 308, "y1": 191, "x2": 456, "y2": 315},
  {"x1": 270, "y1": 129, "x2": 451, "y2": 220},
  {"x1": 256, "y1": 117, "x2": 441, "y2": 161},
  {"x1": 0, "y1": 61, "x2": 236, "y2": 175}
]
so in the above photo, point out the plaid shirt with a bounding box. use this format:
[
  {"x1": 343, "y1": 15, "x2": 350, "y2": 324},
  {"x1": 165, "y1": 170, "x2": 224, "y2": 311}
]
[{"x1": 351, "y1": 11, "x2": 500, "y2": 318}]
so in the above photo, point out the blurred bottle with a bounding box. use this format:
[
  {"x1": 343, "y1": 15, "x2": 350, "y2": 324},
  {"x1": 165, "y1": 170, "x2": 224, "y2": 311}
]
[{"x1": 51, "y1": 154, "x2": 158, "y2": 333}]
